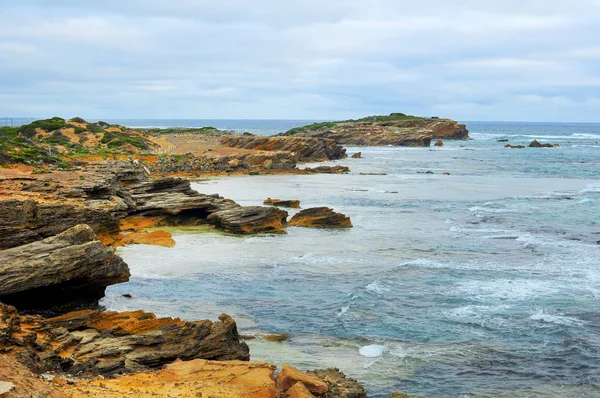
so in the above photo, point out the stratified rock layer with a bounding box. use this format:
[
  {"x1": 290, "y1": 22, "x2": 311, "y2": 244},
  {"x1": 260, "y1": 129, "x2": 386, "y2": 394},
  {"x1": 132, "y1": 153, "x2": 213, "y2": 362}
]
[
  {"x1": 0, "y1": 303, "x2": 249, "y2": 376},
  {"x1": 307, "y1": 368, "x2": 368, "y2": 398},
  {"x1": 207, "y1": 206, "x2": 289, "y2": 234},
  {"x1": 220, "y1": 136, "x2": 347, "y2": 161},
  {"x1": 0, "y1": 225, "x2": 129, "y2": 311},
  {"x1": 289, "y1": 207, "x2": 352, "y2": 228},
  {"x1": 264, "y1": 198, "x2": 301, "y2": 208},
  {"x1": 281, "y1": 118, "x2": 468, "y2": 147}
]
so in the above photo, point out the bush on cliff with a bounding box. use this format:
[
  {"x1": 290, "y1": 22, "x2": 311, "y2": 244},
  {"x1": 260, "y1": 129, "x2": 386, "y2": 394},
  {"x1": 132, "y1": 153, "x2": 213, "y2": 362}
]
[
  {"x1": 101, "y1": 130, "x2": 149, "y2": 150},
  {"x1": 69, "y1": 117, "x2": 87, "y2": 123},
  {"x1": 18, "y1": 117, "x2": 68, "y2": 138},
  {"x1": 0, "y1": 127, "x2": 58, "y2": 165}
]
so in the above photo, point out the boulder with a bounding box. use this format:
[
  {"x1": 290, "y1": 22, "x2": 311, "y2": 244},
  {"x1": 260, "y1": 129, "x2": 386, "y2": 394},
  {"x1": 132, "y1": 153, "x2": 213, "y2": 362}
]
[
  {"x1": 434, "y1": 139, "x2": 444, "y2": 147},
  {"x1": 277, "y1": 364, "x2": 328, "y2": 395},
  {"x1": 264, "y1": 198, "x2": 301, "y2": 208},
  {"x1": 284, "y1": 382, "x2": 316, "y2": 398},
  {"x1": 207, "y1": 206, "x2": 288, "y2": 234},
  {"x1": 0, "y1": 224, "x2": 129, "y2": 312},
  {"x1": 529, "y1": 140, "x2": 555, "y2": 148},
  {"x1": 0, "y1": 303, "x2": 250, "y2": 376},
  {"x1": 289, "y1": 208, "x2": 352, "y2": 228},
  {"x1": 351, "y1": 152, "x2": 362, "y2": 158},
  {"x1": 307, "y1": 368, "x2": 367, "y2": 398}
]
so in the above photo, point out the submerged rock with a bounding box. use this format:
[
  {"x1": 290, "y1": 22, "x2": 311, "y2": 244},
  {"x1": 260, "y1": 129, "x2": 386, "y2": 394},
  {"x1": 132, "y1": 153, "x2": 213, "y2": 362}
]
[
  {"x1": 264, "y1": 333, "x2": 289, "y2": 342},
  {"x1": 0, "y1": 224, "x2": 129, "y2": 312},
  {"x1": 505, "y1": 144, "x2": 525, "y2": 149},
  {"x1": 304, "y1": 165, "x2": 350, "y2": 174},
  {"x1": 351, "y1": 152, "x2": 362, "y2": 158},
  {"x1": 264, "y1": 198, "x2": 301, "y2": 208},
  {"x1": 434, "y1": 139, "x2": 444, "y2": 146},
  {"x1": 289, "y1": 207, "x2": 352, "y2": 228},
  {"x1": 207, "y1": 206, "x2": 288, "y2": 234},
  {"x1": 0, "y1": 303, "x2": 250, "y2": 376}
]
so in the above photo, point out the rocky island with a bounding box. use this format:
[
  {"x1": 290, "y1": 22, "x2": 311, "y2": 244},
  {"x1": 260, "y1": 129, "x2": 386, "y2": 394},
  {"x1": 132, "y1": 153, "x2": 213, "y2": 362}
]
[{"x1": 279, "y1": 113, "x2": 469, "y2": 147}]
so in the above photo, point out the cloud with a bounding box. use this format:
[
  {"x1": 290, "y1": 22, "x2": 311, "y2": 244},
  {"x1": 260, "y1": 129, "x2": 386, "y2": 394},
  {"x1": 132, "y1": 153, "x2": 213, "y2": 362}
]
[{"x1": 0, "y1": 0, "x2": 599, "y2": 121}]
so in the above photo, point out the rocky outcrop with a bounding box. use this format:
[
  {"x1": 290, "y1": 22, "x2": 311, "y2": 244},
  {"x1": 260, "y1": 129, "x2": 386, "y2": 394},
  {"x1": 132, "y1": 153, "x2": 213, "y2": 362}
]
[
  {"x1": 289, "y1": 207, "x2": 352, "y2": 228},
  {"x1": 529, "y1": 140, "x2": 559, "y2": 148},
  {"x1": 307, "y1": 368, "x2": 368, "y2": 398},
  {"x1": 277, "y1": 364, "x2": 328, "y2": 395},
  {"x1": 280, "y1": 116, "x2": 468, "y2": 147},
  {"x1": 0, "y1": 303, "x2": 249, "y2": 376},
  {"x1": 264, "y1": 198, "x2": 301, "y2": 208},
  {"x1": 207, "y1": 206, "x2": 289, "y2": 234},
  {"x1": 434, "y1": 139, "x2": 444, "y2": 147},
  {"x1": 154, "y1": 151, "x2": 297, "y2": 173},
  {"x1": 351, "y1": 152, "x2": 362, "y2": 158},
  {"x1": 304, "y1": 165, "x2": 350, "y2": 174},
  {"x1": 120, "y1": 230, "x2": 175, "y2": 247},
  {"x1": 220, "y1": 136, "x2": 347, "y2": 161},
  {"x1": 0, "y1": 225, "x2": 129, "y2": 312}
]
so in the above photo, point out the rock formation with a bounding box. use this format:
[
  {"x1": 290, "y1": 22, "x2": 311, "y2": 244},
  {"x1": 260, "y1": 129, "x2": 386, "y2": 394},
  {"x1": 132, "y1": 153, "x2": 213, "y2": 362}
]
[
  {"x1": 304, "y1": 165, "x2": 350, "y2": 174},
  {"x1": 529, "y1": 140, "x2": 558, "y2": 148},
  {"x1": 505, "y1": 144, "x2": 525, "y2": 149},
  {"x1": 434, "y1": 139, "x2": 444, "y2": 147},
  {"x1": 220, "y1": 136, "x2": 347, "y2": 161},
  {"x1": 0, "y1": 303, "x2": 249, "y2": 376},
  {"x1": 0, "y1": 225, "x2": 129, "y2": 312},
  {"x1": 308, "y1": 368, "x2": 368, "y2": 398},
  {"x1": 351, "y1": 152, "x2": 362, "y2": 158},
  {"x1": 289, "y1": 207, "x2": 352, "y2": 228},
  {"x1": 277, "y1": 364, "x2": 328, "y2": 395},
  {"x1": 280, "y1": 114, "x2": 469, "y2": 147},
  {"x1": 207, "y1": 206, "x2": 289, "y2": 234},
  {"x1": 264, "y1": 198, "x2": 301, "y2": 208}
]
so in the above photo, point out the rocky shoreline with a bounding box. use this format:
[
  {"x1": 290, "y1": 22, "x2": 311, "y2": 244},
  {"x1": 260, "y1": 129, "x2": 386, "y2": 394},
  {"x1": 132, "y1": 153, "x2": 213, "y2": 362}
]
[{"x1": 0, "y1": 115, "x2": 459, "y2": 397}]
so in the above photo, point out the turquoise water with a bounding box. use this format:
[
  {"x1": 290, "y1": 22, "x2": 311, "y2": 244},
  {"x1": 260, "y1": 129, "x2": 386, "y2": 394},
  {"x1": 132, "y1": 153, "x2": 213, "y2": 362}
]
[{"x1": 104, "y1": 121, "x2": 600, "y2": 397}]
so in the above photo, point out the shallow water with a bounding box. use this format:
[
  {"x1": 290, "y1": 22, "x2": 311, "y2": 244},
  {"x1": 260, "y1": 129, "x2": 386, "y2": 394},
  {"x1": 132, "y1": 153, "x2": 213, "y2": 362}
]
[{"x1": 104, "y1": 122, "x2": 600, "y2": 397}]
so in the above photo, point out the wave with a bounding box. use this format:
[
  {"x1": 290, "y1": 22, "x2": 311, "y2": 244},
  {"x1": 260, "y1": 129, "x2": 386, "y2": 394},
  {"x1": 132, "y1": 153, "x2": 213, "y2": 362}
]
[
  {"x1": 581, "y1": 182, "x2": 600, "y2": 193},
  {"x1": 530, "y1": 310, "x2": 585, "y2": 327},
  {"x1": 365, "y1": 280, "x2": 391, "y2": 295}
]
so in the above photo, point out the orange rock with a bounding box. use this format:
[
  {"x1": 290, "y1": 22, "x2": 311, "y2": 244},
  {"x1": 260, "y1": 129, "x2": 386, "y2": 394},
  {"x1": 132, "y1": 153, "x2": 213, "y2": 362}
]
[
  {"x1": 276, "y1": 364, "x2": 328, "y2": 395},
  {"x1": 119, "y1": 216, "x2": 162, "y2": 232},
  {"x1": 121, "y1": 230, "x2": 175, "y2": 247},
  {"x1": 62, "y1": 359, "x2": 277, "y2": 398},
  {"x1": 284, "y1": 381, "x2": 315, "y2": 398},
  {"x1": 434, "y1": 139, "x2": 444, "y2": 147},
  {"x1": 0, "y1": 355, "x2": 67, "y2": 398},
  {"x1": 288, "y1": 207, "x2": 352, "y2": 229}
]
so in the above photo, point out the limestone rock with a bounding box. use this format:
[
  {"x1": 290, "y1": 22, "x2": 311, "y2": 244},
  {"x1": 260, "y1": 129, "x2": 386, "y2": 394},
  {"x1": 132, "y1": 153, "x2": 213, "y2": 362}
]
[
  {"x1": 0, "y1": 303, "x2": 250, "y2": 376},
  {"x1": 351, "y1": 152, "x2": 362, "y2": 158},
  {"x1": 284, "y1": 381, "x2": 316, "y2": 398},
  {"x1": 277, "y1": 364, "x2": 328, "y2": 395},
  {"x1": 220, "y1": 136, "x2": 347, "y2": 161},
  {"x1": 308, "y1": 368, "x2": 367, "y2": 398},
  {"x1": 264, "y1": 198, "x2": 301, "y2": 208},
  {"x1": 434, "y1": 139, "x2": 444, "y2": 147},
  {"x1": 207, "y1": 206, "x2": 288, "y2": 234},
  {"x1": 289, "y1": 207, "x2": 352, "y2": 228},
  {"x1": 0, "y1": 224, "x2": 129, "y2": 312}
]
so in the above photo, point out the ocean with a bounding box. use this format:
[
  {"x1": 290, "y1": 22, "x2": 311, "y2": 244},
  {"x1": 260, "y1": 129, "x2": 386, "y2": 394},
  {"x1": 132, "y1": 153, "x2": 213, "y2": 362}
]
[{"x1": 102, "y1": 120, "x2": 600, "y2": 397}]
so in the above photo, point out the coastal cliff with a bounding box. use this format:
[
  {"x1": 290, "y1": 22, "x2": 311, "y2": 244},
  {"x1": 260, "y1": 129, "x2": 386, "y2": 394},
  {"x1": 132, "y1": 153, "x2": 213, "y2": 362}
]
[{"x1": 279, "y1": 113, "x2": 469, "y2": 147}]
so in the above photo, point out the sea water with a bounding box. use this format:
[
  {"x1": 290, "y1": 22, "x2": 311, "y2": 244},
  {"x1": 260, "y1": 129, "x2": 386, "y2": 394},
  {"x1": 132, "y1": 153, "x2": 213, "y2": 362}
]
[{"x1": 103, "y1": 121, "x2": 600, "y2": 397}]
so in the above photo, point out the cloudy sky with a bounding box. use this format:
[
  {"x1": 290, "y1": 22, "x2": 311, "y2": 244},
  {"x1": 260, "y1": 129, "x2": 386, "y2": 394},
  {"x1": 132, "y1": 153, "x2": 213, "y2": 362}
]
[{"x1": 1, "y1": 1, "x2": 600, "y2": 121}]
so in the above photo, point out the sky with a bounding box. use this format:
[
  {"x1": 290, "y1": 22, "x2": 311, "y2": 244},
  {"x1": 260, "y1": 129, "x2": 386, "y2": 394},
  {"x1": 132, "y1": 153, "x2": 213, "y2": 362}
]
[{"x1": 1, "y1": 1, "x2": 600, "y2": 122}]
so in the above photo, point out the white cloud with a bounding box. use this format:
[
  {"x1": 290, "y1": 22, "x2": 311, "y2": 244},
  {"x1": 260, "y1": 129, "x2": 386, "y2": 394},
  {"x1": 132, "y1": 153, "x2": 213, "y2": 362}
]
[{"x1": 0, "y1": 0, "x2": 599, "y2": 121}]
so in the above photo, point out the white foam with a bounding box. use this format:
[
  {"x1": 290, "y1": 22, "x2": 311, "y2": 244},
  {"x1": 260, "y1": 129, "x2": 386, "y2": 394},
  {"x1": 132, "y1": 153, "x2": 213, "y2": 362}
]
[
  {"x1": 359, "y1": 344, "x2": 387, "y2": 358},
  {"x1": 581, "y1": 182, "x2": 600, "y2": 193},
  {"x1": 530, "y1": 310, "x2": 585, "y2": 326},
  {"x1": 338, "y1": 306, "x2": 349, "y2": 317},
  {"x1": 468, "y1": 206, "x2": 511, "y2": 213},
  {"x1": 365, "y1": 280, "x2": 391, "y2": 295}
]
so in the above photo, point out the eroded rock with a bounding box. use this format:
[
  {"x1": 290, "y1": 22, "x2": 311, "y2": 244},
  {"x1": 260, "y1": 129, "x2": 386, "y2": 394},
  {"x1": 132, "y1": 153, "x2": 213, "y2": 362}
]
[
  {"x1": 0, "y1": 225, "x2": 129, "y2": 312},
  {"x1": 277, "y1": 364, "x2": 328, "y2": 395},
  {"x1": 207, "y1": 206, "x2": 288, "y2": 234},
  {"x1": 289, "y1": 207, "x2": 352, "y2": 229},
  {"x1": 264, "y1": 198, "x2": 301, "y2": 208},
  {"x1": 0, "y1": 303, "x2": 250, "y2": 376},
  {"x1": 307, "y1": 368, "x2": 367, "y2": 398}
]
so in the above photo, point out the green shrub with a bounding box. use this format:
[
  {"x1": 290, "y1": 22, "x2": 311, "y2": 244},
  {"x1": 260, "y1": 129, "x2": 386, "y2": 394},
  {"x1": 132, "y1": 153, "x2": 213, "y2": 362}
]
[
  {"x1": 69, "y1": 117, "x2": 87, "y2": 123},
  {"x1": 44, "y1": 131, "x2": 71, "y2": 145},
  {"x1": 86, "y1": 123, "x2": 104, "y2": 133},
  {"x1": 18, "y1": 117, "x2": 67, "y2": 138}
]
